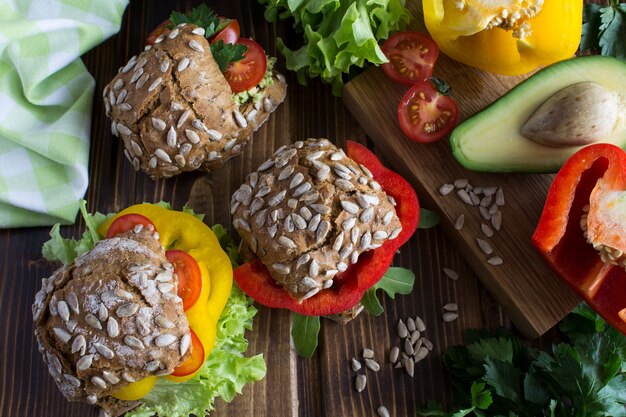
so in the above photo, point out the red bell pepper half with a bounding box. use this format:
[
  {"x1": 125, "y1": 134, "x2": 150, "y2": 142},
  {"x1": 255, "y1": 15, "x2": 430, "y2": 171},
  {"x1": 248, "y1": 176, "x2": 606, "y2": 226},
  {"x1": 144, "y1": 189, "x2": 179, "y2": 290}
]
[
  {"x1": 234, "y1": 141, "x2": 420, "y2": 316},
  {"x1": 533, "y1": 143, "x2": 626, "y2": 335}
]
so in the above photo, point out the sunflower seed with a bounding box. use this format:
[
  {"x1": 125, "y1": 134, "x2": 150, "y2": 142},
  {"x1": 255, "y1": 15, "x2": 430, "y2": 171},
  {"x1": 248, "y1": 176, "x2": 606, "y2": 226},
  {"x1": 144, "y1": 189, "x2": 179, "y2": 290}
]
[
  {"x1": 121, "y1": 372, "x2": 136, "y2": 383},
  {"x1": 170, "y1": 101, "x2": 184, "y2": 111},
  {"x1": 188, "y1": 39, "x2": 204, "y2": 52},
  {"x1": 489, "y1": 203, "x2": 499, "y2": 215},
  {"x1": 302, "y1": 287, "x2": 320, "y2": 300},
  {"x1": 155, "y1": 149, "x2": 171, "y2": 163},
  {"x1": 149, "y1": 156, "x2": 157, "y2": 169},
  {"x1": 146, "y1": 360, "x2": 160, "y2": 372},
  {"x1": 278, "y1": 236, "x2": 297, "y2": 249},
  {"x1": 148, "y1": 77, "x2": 163, "y2": 92},
  {"x1": 130, "y1": 67, "x2": 143, "y2": 83},
  {"x1": 496, "y1": 188, "x2": 505, "y2": 206},
  {"x1": 355, "y1": 374, "x2": 367, "y2": 392},
  {"x1": 360, "y1": 232, "x2": 372, "y2": 250},
  {"x1": 470, "y1": 192, "x2": 480, "y2": 205},
  {"x1": 84, "y1": 313, "x2": 102, "y2": 330},
  {"x1": 351, "y1": 251, "x2": 359, "y2": 264},
  {"x1": 122, "y1": 58, "x2": 137, "y2": 73},
  {"x1": 278, "y1": 165, "x2": 294, "y2": 181},
  {"x1": 315, "y1": 163, "x2": 330, "y2": 181},
  {"x1": 308, "y1": 260, "x2": 319, "y2": 277},
  {"x1": 118, "y1": 103, "x2": 132, "y2": 112},
  {"x1": 293, "y1": 182, "x2": 312, "y2": 198},
  {"x1": 443, "y1": 312, "x2": 458, "y2": 322},
  {"x1": 160, "y1": 60, "x2": 170, "y2": 73},
  {"x1": 54, "y1": 300, "x2": 70, "y2": 322},
  {"x1": 103, "y1": 371, "x2": 120, "y2": 385},
  {"x1": 263, "y1": 97, "x2": 273, "y2": 112},
  {"x1": 405, "y1": 358, "x2": 415, "y2": 376},
  {"x1": 155, "y1": 334, "x2": 177, "y2": 347},
  {"x1": 117, "y1": 123, "x2": 132, "y2": 136},
  {"x1": 341, "y1": 200, "x2": 359, "y2": 214},
  {"x1": 272, "y1": 263, "x2": 290, "y2": 275},
  {"x1": 488, "y1": 256, "x2": 503, "y2": 266},
  {"x1": 378, "y1": 406, "x2": 391, "y2": 417},
  {"x1": 491, "y1": 210, "x2": 502, "y2": 230},
  {"x1": 124, "y1": 335, "x2": 144, "y2": 350},
  {"x1": 94, "y1": 342, "x2": 114, "y2": 359},
  {"x1": 454, "y1": 178, "x2": 468, "y2": 188},
  {"x1": 292, "y1": 214, "x2": 307, "y2": 230},
  {"x1": 389, "y1": 228, "x2": 401, "y2": 239},
  {"x1": 116, "y1": 302, "x2": 139, "y2": 317},
  {"x1": 234, "y1": 110, "x2": 247, "y2": 128},
  {"x1": 415, "y1": 346, "x2": 429, "y2": 362},
  {"x1": 479, "y1": 206, "x2": 491, "y2": 220},
  {"x1": 478, "y1": 223, "x2": 493, "y2": 238},
  {"x1": 305, "y1": 150, "x2": 323, "y2": 161},
  {"x1": 351, "y1": 357, "x2": 362, "y2": 371},
  {"x1": 268, "y1": 224, "x2": 278, "y2": 238},
  {"x1": 86, "y1": 394, "x2": 97, "y2": 405},
  {"x1": 443, "y1": 303, "x2": 458, "y2": 312},
  {"x1": 388, "y1": 346, "x2": 400, "y2": 363},
  {"x1": 341, "y1": 218, "x2": 355, "y2": 231},
  {"x1": 483, "y1": 186, "x2": 497, "y2": 196},
  {"x1": 289, "y1": 173, "x2": 304, "y2": 189},
  {"x1": 177, "y1": 110, "x2": 191, "y2": 128},
  {"x1": 310, "y1": 203, "x2": 330, "y2": 215},
  {"x1": 397, "y1": 320, "x2": 408, "y2": 338},
  {"x1": 404, "y1": 338, "x2": 415, "y2": 356},
  {"x1": 91, "y1": 376, "x2": 107, "y2": 389},
  {"x1": 71, "y1": 335, "x2": 86, "y2": 355},
  {"x1": 317, "y1": 221, "x2": 330, "y2": 243},
  {"x1": 106, "y1": 317, "x2": 119, "y2": 338},
  {"x1": 480, "y1": 195, "x2": 492, "y2": 208},
  {"x1": 63, "y1": 373, "x2": 81, "y2": 388},
  {"x1": 330, "y1": 151, "x2": 343, "y2": 161},
  {"x1": 136, "y1": 73, "x2": 150, "y2": 89},
  {"x1": 76, "y1": 354, "x2": 94, "y2": 371},
  {"x1": 457, "y1": 189, "x2": 473, "y2": 205},
  {"x1": 364, "y1": 358, "x2": 380, "y2": 372},
  {"x1": 476, "y1": 238, "x2": 493, "y2": 255},
  {"x1": 183, "y1": 129, "x2": 200, "y2": 145},
  {"x1": 267, "y1": 190, "x2": 287, "y2": 206}
]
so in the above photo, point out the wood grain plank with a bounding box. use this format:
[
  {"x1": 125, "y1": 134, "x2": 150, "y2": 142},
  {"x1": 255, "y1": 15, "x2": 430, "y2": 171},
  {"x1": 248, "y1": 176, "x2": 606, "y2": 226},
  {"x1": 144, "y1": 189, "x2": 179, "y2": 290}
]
[{"x1": 343, "y1": 1, "x2": 580, "y2": 338}]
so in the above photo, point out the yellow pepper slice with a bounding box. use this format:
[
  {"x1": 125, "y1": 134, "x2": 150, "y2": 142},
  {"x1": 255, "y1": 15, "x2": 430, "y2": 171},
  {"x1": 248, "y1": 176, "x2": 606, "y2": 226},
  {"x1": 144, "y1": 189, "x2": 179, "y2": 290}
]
[
  {"x1": 97, "y1": 204, "x2": 233, "y2": 397},
  {"x1": 423, "y1": 0, "x2": 582, "y2": 75}
]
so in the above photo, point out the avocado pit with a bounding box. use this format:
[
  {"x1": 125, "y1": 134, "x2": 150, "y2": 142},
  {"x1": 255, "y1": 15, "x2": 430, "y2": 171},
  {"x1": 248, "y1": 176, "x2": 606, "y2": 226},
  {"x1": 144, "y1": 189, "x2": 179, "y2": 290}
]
[{"x1": 521, "y1": 82, "x2": 620, "y2": 147}]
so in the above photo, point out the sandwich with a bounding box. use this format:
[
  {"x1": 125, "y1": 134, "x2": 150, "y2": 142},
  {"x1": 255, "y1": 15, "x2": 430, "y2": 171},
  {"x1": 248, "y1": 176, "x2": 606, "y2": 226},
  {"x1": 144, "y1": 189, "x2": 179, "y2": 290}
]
[
  {"x1": 33, "y1": 203, "x2": 265, "y2": 417},
  {"x1": 231, "y1": 138, "x2": 419, "y2": 320},
  {"x1": 103, "y1": 6, "x2": 287, "y2": 179}
]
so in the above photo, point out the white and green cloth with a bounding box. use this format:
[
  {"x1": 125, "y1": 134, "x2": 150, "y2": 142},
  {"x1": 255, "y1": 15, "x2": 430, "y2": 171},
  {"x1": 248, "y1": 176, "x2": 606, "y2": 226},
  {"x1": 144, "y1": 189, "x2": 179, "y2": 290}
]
[{"x1": 0, "y1": 0, "x2": 128, "y2": 228}]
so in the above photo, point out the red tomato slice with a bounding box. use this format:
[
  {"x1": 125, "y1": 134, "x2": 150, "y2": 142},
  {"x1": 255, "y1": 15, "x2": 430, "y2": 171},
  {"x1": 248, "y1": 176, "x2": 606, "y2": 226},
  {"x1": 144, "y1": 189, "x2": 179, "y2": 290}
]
[
  {"x1": 381, "y1": 32, "x2": 439, "y2": 86},
  {"x1": 223, "y1": 38, "x2": 267, "y2": 93},
  {"x1": 171, "y1": 329, "x2": 204, "y2": 376},
  {"x1": 146, "y1": 19, "x2": 172, "y2": 45},
  {"x1": 211, "y1": 19, "x2": 240, "y2": 45},
  {"x1": 397, "y1": 81, "x2": 458, "y2": 143},
  {"x1": 166, "y1": 250, "x2": 202, "y2": 311},
  {"x1": 233, "y1": 141, "x2": 420, "y2": 316},
  {"x1": 106, "y1": 214, "x2": 156, "y2": 239}
]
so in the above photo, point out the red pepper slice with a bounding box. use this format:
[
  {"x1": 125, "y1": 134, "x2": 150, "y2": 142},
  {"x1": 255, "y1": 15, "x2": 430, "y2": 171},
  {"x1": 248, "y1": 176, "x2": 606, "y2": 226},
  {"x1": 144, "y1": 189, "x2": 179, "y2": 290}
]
[
  {"x1": 234, "y1": 141, "x2": 419, "y2": 316},
  {"x1": 532, "y1": 143, "x2": 626, "y2": 335}
]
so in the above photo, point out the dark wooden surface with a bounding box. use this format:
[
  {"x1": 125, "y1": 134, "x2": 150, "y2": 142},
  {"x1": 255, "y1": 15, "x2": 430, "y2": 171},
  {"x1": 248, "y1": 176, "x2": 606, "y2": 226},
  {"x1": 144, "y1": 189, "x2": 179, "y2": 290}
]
[{"x1": 0, "y1": 1, "x2": 560, "y2": 416}]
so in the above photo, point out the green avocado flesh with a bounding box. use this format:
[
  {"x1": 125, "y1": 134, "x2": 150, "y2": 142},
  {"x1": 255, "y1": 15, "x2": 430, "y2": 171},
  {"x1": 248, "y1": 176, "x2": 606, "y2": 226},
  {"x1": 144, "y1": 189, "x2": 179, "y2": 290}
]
[{"x1": 450, "y1": 56, "x2": 626, "y2": 173}]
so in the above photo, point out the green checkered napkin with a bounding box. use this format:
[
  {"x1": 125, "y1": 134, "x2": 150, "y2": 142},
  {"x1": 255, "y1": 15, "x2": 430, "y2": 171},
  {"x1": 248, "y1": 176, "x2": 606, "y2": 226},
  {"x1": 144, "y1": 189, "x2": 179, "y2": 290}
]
[{"x1": 0, "y1": 0, "x2": 128, "y2": 228}]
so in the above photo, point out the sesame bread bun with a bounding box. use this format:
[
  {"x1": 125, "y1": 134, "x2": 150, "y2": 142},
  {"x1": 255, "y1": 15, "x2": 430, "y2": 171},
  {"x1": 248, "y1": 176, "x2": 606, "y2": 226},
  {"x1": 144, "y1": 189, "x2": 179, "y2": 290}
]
[
  {"x1": 103, "y1": 23, "x2": 287, "y2": 179},
  {"x1": 32, "y1": 227, "x2": 190, "y2": 417},
  {"x1": 231, "y1": 139, "x2": 403, "y2": 301}
]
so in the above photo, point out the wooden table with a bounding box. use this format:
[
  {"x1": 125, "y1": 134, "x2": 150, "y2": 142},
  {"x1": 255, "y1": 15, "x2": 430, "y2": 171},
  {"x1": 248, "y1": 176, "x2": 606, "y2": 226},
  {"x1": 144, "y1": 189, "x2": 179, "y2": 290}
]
[{"x1": 0, "y1": 1, "x2": 560, "y2": 416}]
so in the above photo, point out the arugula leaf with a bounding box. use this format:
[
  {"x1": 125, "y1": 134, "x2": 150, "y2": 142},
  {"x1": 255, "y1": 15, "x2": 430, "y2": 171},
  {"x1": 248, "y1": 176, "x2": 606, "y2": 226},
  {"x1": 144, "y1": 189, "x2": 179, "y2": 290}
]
[
  {"x1": 169, "y1": 5, "x2": 224, "y2": 39},
  {"x1": 419, "y1": 208, "x2": 440, "y2": 229},
  {"x1": 210, "y1": 40, "x2": 248, "y2": 72},
  {"x1": 361, "y1": 267, "x2": 415, "y2": 316},
  {"x1": 580, "y1": 0, "x2": 626, "y2": 60},
  {"x1": 291, "y1": 314, "x2": 320, "y2": 357}
]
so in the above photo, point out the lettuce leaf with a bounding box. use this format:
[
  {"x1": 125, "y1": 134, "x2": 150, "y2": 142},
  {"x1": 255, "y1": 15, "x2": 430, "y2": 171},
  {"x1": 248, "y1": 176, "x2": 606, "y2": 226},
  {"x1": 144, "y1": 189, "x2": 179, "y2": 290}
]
[
  {"x1": 126, "y1": 286, "x2": 266, "y2": 417},
  {"x1": 261, "y1": 0, "x2": 411, "y2": 96},
  {"x1": 41, "y1": 201, "x2": 266, "y2": 416}
]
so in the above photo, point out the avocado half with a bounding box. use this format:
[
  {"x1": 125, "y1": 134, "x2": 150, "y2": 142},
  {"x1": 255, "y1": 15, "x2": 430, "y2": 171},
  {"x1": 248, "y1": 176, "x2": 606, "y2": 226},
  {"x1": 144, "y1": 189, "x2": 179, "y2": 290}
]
[{"x1": 450, "y1": 56, "x2": 626, "y2": 173}]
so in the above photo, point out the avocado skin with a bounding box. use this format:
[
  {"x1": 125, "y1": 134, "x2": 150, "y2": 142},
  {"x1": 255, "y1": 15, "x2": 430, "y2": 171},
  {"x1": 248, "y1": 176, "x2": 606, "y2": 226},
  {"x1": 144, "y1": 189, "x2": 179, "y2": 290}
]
[{"x1": 450, "y1": 56, "x2": 626, "y2": 173}]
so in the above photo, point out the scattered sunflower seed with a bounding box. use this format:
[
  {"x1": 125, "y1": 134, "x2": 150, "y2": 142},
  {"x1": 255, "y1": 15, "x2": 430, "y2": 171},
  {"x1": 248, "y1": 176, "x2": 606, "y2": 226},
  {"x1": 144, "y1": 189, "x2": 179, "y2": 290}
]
[
  {"x1": 362, "y1": 348, "x2": 374, "y2": 359},
  {"x1": 364, "y1": 358, "x2": 380, "y2": 372},
  {"x1": 443, "y1": 303, "x2": 458, "y2": 312},
  {"x1": 355, "y1": 374, "x2": 367, "y2": 392},
  {"x1": 442, "y1": 267, "x2": 459, "y2": 280},
  {"x1": 351, "y1": 358, "x2": 362, "y2": 372},
  {"x1": 481, "y1": 223, "x2": 494, "y2": 237},
  {"x1": 377, "y1": 406, "x2": 391, "y2": 417},
  {"x1": 454, "y1": 214, "x2": 465, "y2": 230},
  {"x1": 389, "y1": 347, "x2": 400, "y2": 363},
  {"x1": 443, "y1": 312, "x2": 459, "y2": 322},
  {"x1": 476, "y1": 238, "x2": 493, "y2": 255},
  {"x1": 488, "y1": 256, "x2": 504, "y2": 266}
]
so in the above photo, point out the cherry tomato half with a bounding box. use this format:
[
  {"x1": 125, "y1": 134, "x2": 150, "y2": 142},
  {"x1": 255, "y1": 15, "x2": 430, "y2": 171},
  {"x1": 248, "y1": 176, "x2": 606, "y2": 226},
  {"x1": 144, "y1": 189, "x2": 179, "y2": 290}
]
[
  {"x1": 381, "y1": 32, "x2": 439, "y2": 86},
  {"x1": 171, "y1": 329, "x2": 204, "y2": 377},
  {"x1": 223, "y1": 38, "x2": 267, "y2": 93},
  {"x1": 211, "y1": 18, "x2": 240, "y2": 45},
  {"x1": 397, "y1": 80, "x2": 459, "y2": 143},
  {"x1": 146, "y1": 19, "x2": 172, "y2": 45},
  {"x1": 106, "y1": 214, "x2": 156, "y2": 238},
  {"x1": 166, "y1": 249, "x2": 202, "y2": 311}
]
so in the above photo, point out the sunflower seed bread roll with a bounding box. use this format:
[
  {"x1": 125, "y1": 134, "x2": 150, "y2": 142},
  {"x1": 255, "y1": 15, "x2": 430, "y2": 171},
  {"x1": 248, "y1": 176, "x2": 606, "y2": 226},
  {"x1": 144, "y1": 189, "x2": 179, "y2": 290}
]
[
  {"x1": 231, "y1": 139, "x2": 403, "y2": 301},
  {"x1": 103, "y1": 23, "x2": 287, "y2": 179},
  {"x1": 32, "y1": 226, "x2": 191, "y2": 417}
]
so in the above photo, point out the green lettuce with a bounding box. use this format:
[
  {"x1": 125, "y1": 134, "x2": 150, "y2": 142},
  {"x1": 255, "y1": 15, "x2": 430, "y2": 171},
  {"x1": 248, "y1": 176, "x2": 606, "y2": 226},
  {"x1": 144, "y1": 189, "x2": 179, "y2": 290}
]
[
  {"x1": 260, "y1": 0, "x2": 411, "y2": 95},
  {"x1": 41, "y1": 201, "x2": 266, "y2": 416}
]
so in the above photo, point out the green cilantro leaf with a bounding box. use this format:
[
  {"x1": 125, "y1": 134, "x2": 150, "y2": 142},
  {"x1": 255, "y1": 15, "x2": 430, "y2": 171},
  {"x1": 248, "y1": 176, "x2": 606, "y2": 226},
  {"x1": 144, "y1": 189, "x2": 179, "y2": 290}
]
[
  {"x1": 210, "y1": 40, "x2": 248, "y2": 72},
  {"x1": 580, "y1": 0, "x2": 626, "y2": 60},
  {"x1": 419, "y1": 208, "x2": 440, "y2": 229},
  {"x1": 291, "y1": 314, "x2": 320, "y2": 358},
  {"x1": 361, "y1": 267, "x2": 415, "y2": 316}
]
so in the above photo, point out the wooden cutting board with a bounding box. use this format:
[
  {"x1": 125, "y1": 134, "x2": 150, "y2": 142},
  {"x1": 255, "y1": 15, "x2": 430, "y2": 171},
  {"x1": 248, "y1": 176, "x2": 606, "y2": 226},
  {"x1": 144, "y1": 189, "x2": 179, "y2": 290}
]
[{"x1": 343, "y1": 2, "x2": 580, "y2": 338}]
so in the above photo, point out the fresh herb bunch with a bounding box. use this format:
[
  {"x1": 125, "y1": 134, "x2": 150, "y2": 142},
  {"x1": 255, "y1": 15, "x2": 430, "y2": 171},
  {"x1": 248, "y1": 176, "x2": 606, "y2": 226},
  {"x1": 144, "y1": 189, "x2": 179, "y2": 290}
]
[
  {"x1": 581, "y1": 0, "x2": 626, "y2": 60},
  {"x1": 168, "y1": 5, "x2": 248, "y2": 71},
  {"x1": 417, "y1": 303, "x2": 626, "y2": 417},
  {"x1": 259, "y1": 0, "x2": 411, "y2": 96}
]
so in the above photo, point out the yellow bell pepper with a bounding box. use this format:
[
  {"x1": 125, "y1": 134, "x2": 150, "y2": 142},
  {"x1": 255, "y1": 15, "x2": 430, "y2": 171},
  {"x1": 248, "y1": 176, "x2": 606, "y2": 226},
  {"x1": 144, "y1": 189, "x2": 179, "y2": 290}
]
[
  {"x1": 96, "y1": 204, "x2": 233, "y2": 399},
  {"x1": 423, "y1": 0, "x2": 582, "y2": 75}
]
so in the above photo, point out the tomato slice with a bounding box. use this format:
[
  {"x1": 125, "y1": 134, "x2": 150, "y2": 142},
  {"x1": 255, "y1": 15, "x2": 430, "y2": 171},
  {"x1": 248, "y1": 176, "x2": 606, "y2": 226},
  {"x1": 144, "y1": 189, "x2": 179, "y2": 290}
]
[
  {"x1": 381, "y1": 32, "x2": 438, "y2": 86},
  {"x1": 223, "y1": 38, "x2": 267, "y2": 93},
  {"x1": 171, "y1": 329, "x2": 204, "y2": 377},
  {"x1": 211, "y1": 18, "x2": 240, "y2": 45},
  {"x1": 397, "y1": 80, "x2": 459, "y2": 143},
  {"x1": 166, "y1": 250, "x2": 202, "y2": 311},
  {"x1": 106, "y1": 214, "x2": 155, "y2": 238},
  {"x1": 146, "y1": 19, "x2": 172, "y2": 45},
  {"x1": 233, "y1": 141, "x2": 420, "y2": 316}
]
